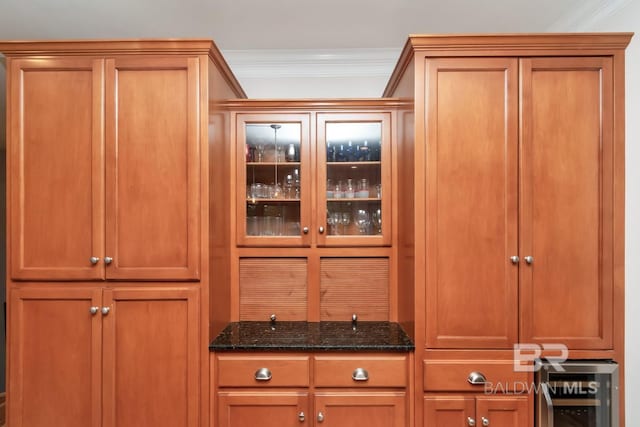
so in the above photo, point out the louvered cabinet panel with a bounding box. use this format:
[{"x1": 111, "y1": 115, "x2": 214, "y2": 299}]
[
  {"x1": 320, "y1": 257, "x2": 389, "y2": 321},
  {"x1": 239, "y1": 258, "x2": 308, "y2": 320}
]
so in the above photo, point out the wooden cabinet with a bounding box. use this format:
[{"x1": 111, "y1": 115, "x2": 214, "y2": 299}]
[
  {"x1": 236, "y1": 110, "x2": 392, "y2": 248},
  {"x1": 214, "y1": 352, "x2": 408, "y2": 427},
  {"x1": 424, "y1": 58, "x2": 519, "y2": 349},
  {"x1": 422, "y1": 55, "x2": 615, "y2": 349},
  {"x1": 9, "y1": 286, "x2": 200, "y2": 427},
  {"x1": 424, "y1": 395, "x2": 529, "y2": 427},
  {"x1": 315, "y1": 392, "x2": 406, "y2": 427},
  {"x1": 8, "y1": 55, "x2": 200, "y2": 281},
  {"x1": 218, "y1": 392, "x2": 308, "y2": 427},
  {"x1": 519, "y1": 57, "x2": 614, "y2": 349}
]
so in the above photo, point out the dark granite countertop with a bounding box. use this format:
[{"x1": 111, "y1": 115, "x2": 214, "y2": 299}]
[{"x1": 209, "y1": 321, "x2": 415, "y2": 352}]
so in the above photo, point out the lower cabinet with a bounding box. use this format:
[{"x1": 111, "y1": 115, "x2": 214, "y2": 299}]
[
  {"x1": 424, "y1": 395, "x2": 529, "y2": 427},
  {"x1": 214, "y1": 352, "x2": 408, "y2": 427},
  {"x1": 422, "y1": 358, "x2": 533, "y2": 427},
  {"x1": 8, "y1": 286, "x2": 200, "y2": 427}
]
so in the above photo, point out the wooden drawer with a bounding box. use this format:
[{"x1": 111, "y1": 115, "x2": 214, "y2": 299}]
[
  {"x1": 423, "y1": 360, "x2": 530, "y2": 392},
  {"x1": 216, "y1": 354, "x2": 310, "y2": 387},
  {"x1": 314, "y1": 354, "x2": 408, "y2": 387}
]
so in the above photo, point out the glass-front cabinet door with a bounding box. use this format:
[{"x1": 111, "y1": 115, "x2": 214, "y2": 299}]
[
  {"x1": 237, "y1": 114, "x2": 311, "y2": 246},
  {"x1": 317, "y1": 113, "x2": 391, "y2": 246}
]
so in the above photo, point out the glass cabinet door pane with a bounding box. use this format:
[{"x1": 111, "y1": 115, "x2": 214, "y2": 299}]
[
  {"x1": 324, "y1": 122, "x2": 383, "y2": 238},
  {"x1": 245, "y1": 122, "x2": 302, "y2": 238}
]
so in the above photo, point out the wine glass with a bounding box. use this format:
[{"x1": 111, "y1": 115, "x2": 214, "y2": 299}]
[
  {"x1": 354, "y1": 209, "x2": 370, "y2": 235},
  {"x1": 372, "y1": 208, "x2": 382, "y2": 234},
  {"x1": 340, "y1": 212, "x2": 351, "y2": 235},
  {"x1": 327, "y1": 211, "x2": 341, "y2": 235}
]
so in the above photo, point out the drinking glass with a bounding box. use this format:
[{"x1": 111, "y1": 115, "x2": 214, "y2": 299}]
[
  {"x1": 327, "y1": 211, "x2": 341, "y2": 235},
  {"x1": 355, "y1": 209, "x2": 370, "y2": 235},
  {"x1": 340, "y1": 212, "x2": 351, "y2": 234},
  {"x1": 372, "y1": 208, "x2": 382, "y2": 234}
]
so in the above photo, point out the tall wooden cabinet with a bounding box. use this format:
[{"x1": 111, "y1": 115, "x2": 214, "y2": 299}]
[
  {"x1": 384, "y1": 34, "x2": 631, "y2": 427},
  {"x1": 1, "y1": 40, "x2": 246, "y2": 427}
]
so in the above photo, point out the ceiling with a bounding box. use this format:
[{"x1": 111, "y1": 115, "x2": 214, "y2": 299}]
[{"x1": 0, "y1": 0, "x2": 620, "y2": 50}]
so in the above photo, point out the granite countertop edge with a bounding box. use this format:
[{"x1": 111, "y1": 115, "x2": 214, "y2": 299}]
[{"x1": 209, "y1": 321, "x2": 415, "y2": 352}]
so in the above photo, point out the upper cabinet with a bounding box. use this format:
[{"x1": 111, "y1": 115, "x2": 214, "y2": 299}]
[
  {"x1": 317, "y1": 113, "x2": 391, "y2": 247},
  {"x1": 236, "y1": 110, "x2": 392, "y2": 247},
  {"x1": 423, "y1": 56, "x2": 615, "y2": 350},
  {"x1": 8, "y1": 55, "x2": 201, "y2": 281}
]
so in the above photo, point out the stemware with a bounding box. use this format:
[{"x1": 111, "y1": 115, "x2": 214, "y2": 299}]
[
  {"x1": 354, "y1": 209, "x2": 370, "y2": 235},
  {"x1": 372, "y1": 208, "x2": 382, "y2": 234},
  {"x1": 340, "y1": 212, "x2": 351, "y2": 234},
  {"x1": 327, "y1": 211, "x2": 341, "y2": 235}
]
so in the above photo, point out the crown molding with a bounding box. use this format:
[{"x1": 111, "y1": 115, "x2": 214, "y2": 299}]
[
  {"x1": 547, "y1": 0, "x2": 634, "y2": 31},
  {"x1": 221, "y1": 48, "x2": 399, "y2": 79}
]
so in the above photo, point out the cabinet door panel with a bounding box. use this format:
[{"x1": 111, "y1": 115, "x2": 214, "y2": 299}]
[
  {"x1": 8, "y1": 58, "x2": 104, "y2": 280},
  {"x1": 315, "y1": 392, "x2": 405, "y2": 427},
  {"x1": 102, "y1": 287, "x2": 199, "y2": 427},
  {"x1": 520, "y1": 57, "x2": 614, "y2": 349},
  {"x1": 425, "y1": 58, "x2": 519, "y2": 348},
  {"x1": 476, "y1": 396, "x2": 530, "y2": 427},
  {"x1": 8, "y1": 287, "x2": 102, "y2": 427},
  {"x1": 218, "y1": 392, "x2": 308, "y2": 427},
  {"x1": 105, "y1": 57, "x2": 200, "y2": 280},
  {"x1": 424, "y1": 396, "x2": 475, "y2": 427}
]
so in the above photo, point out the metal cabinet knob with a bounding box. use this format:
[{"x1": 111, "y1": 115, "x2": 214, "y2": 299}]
[
  {"x1": 298, "y1": 411, "x2": 305, "y2": 422},
  {"x1": 104, "y1": 257, "x2": 113, "y2": 265},
  {"x1": 481, "y1": 417, "x2": 490, "y2": 426},
  {"x1": 319, "y1": 226, "x2": 325, "y2": 234},
  {"x1": 101, "y1": 307, "x2": 110, "y2": 315},
  {"x1": 89, "y1": 256, "x2": 100, "y2": 265},
  {"x1": 317, "y1": 412, "x2": 324, "y2": 422},
  {"x1": 510, "y1": 256, "x2": 519, "y2": 264},
  {"x1": 352, "y1": 368, "x2": 369, "y2": 381},
  {"x1": 89, "y1": 306, "x2": 100, "y2": 315},
  {"x1": 524, "y1": 256, "x2": 534, "y2": 265},
  {"x1": 467, "y1": 417, "x2": 476, "y2": 427},
  {"x1": 254, "y1": 368, "x2": 272, "y2": 381},
  {"x1": 467, "y1": 371, "x2": 487, "y2": 385},
  {"x1": 302, "y1": 227, "x2": 309, "y2": 234}
]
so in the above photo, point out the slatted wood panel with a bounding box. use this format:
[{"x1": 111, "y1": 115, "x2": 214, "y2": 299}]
[
  {"x1": 320, "y1": 258, "x2": 389, "y2": 321},
  {"x1": 239, "y1": 258, "x2": 307, "y2": 320}
]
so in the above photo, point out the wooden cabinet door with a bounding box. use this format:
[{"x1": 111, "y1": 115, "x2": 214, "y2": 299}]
[
  {"x1": 314, "y1": 392, "x2": 406, "y2": 427},
  {"x1": 236, "y1": 114, "x2": 312, "y2": 247},
  {"x1": 8, "y1": 57, "x2": 105, "y2": 280},
  {"x1": 101, "y1": 287, "x2": 200, "y2": 427},
  {"x1": 105, "y1": 57, "x2": 200, "y2": 280},
  {"x1": 8, "y1": 287, "x2": 102, "y2": 427},
  {"x1": 424, "y1": 58, "x2": 519, "y2": 348},
  {"x1": 519, "y1": 57, "x2": 614, "y2": 349},
  {"x1": 217, "y1": 391, "x2": 308, "y2": 427},
  {"x1": 424, "y1": 396, "x2": 475, "y2": 427},
  {"x1": 476, "y1": 396, "x2": 530, "y2": 427},
  {"x1": 316, "y1": 113, "x2": 392, "y2": 247}
]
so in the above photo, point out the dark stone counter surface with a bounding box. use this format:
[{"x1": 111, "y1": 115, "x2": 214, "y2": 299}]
[{"x1": 209, "y1": 321, "x2": 415, "y2": 352}]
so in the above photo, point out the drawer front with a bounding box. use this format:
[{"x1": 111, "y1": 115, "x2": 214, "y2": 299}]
[
  {"x1": 217, "y1": 354, "x2": 310, "y2": 387},
  {"x1": 423, "y1": 360, "x2": 530, "y2": 391},
  {"x1": 314, "y1": 354, "x2": 408, "y2": 387}
]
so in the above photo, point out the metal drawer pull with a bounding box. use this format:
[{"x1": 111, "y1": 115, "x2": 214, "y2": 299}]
[
  {"x1": 352, "y1": 367, "x2": 369, "y2": 381},
  {"x1": 101, "y1": 307, "x2": 110, "y2": 315},
  {"x1": 524, "y1": 255, "x2": 534, "y2": 265},
  {"x1": 510, "y1": 255, "x2": 519, "y2": 264},
  {"x1": 254, "y1": 367, "x2": 272, "y2": 381},
  {"x1": 298, "y1": 411, "x2": 305, "y2": 422},
  {"x1": 481, "y1": 417, "x2": 490, "y2": 426},
  {"x1": 90, "y1": 256, "x2": 100, "y2": 265},
  {"x1": 467, "y1": 371, "x2": 487, "y2": 385},
  {"x1": 317, "y1": 411, "x2": 325, "y2": 422},
  {"x1": 467, "y1": 417, "x2": 476, "y2": 426},
  {"x1": 89, "y1": 306, "x2": 100, "y2": 315}
]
